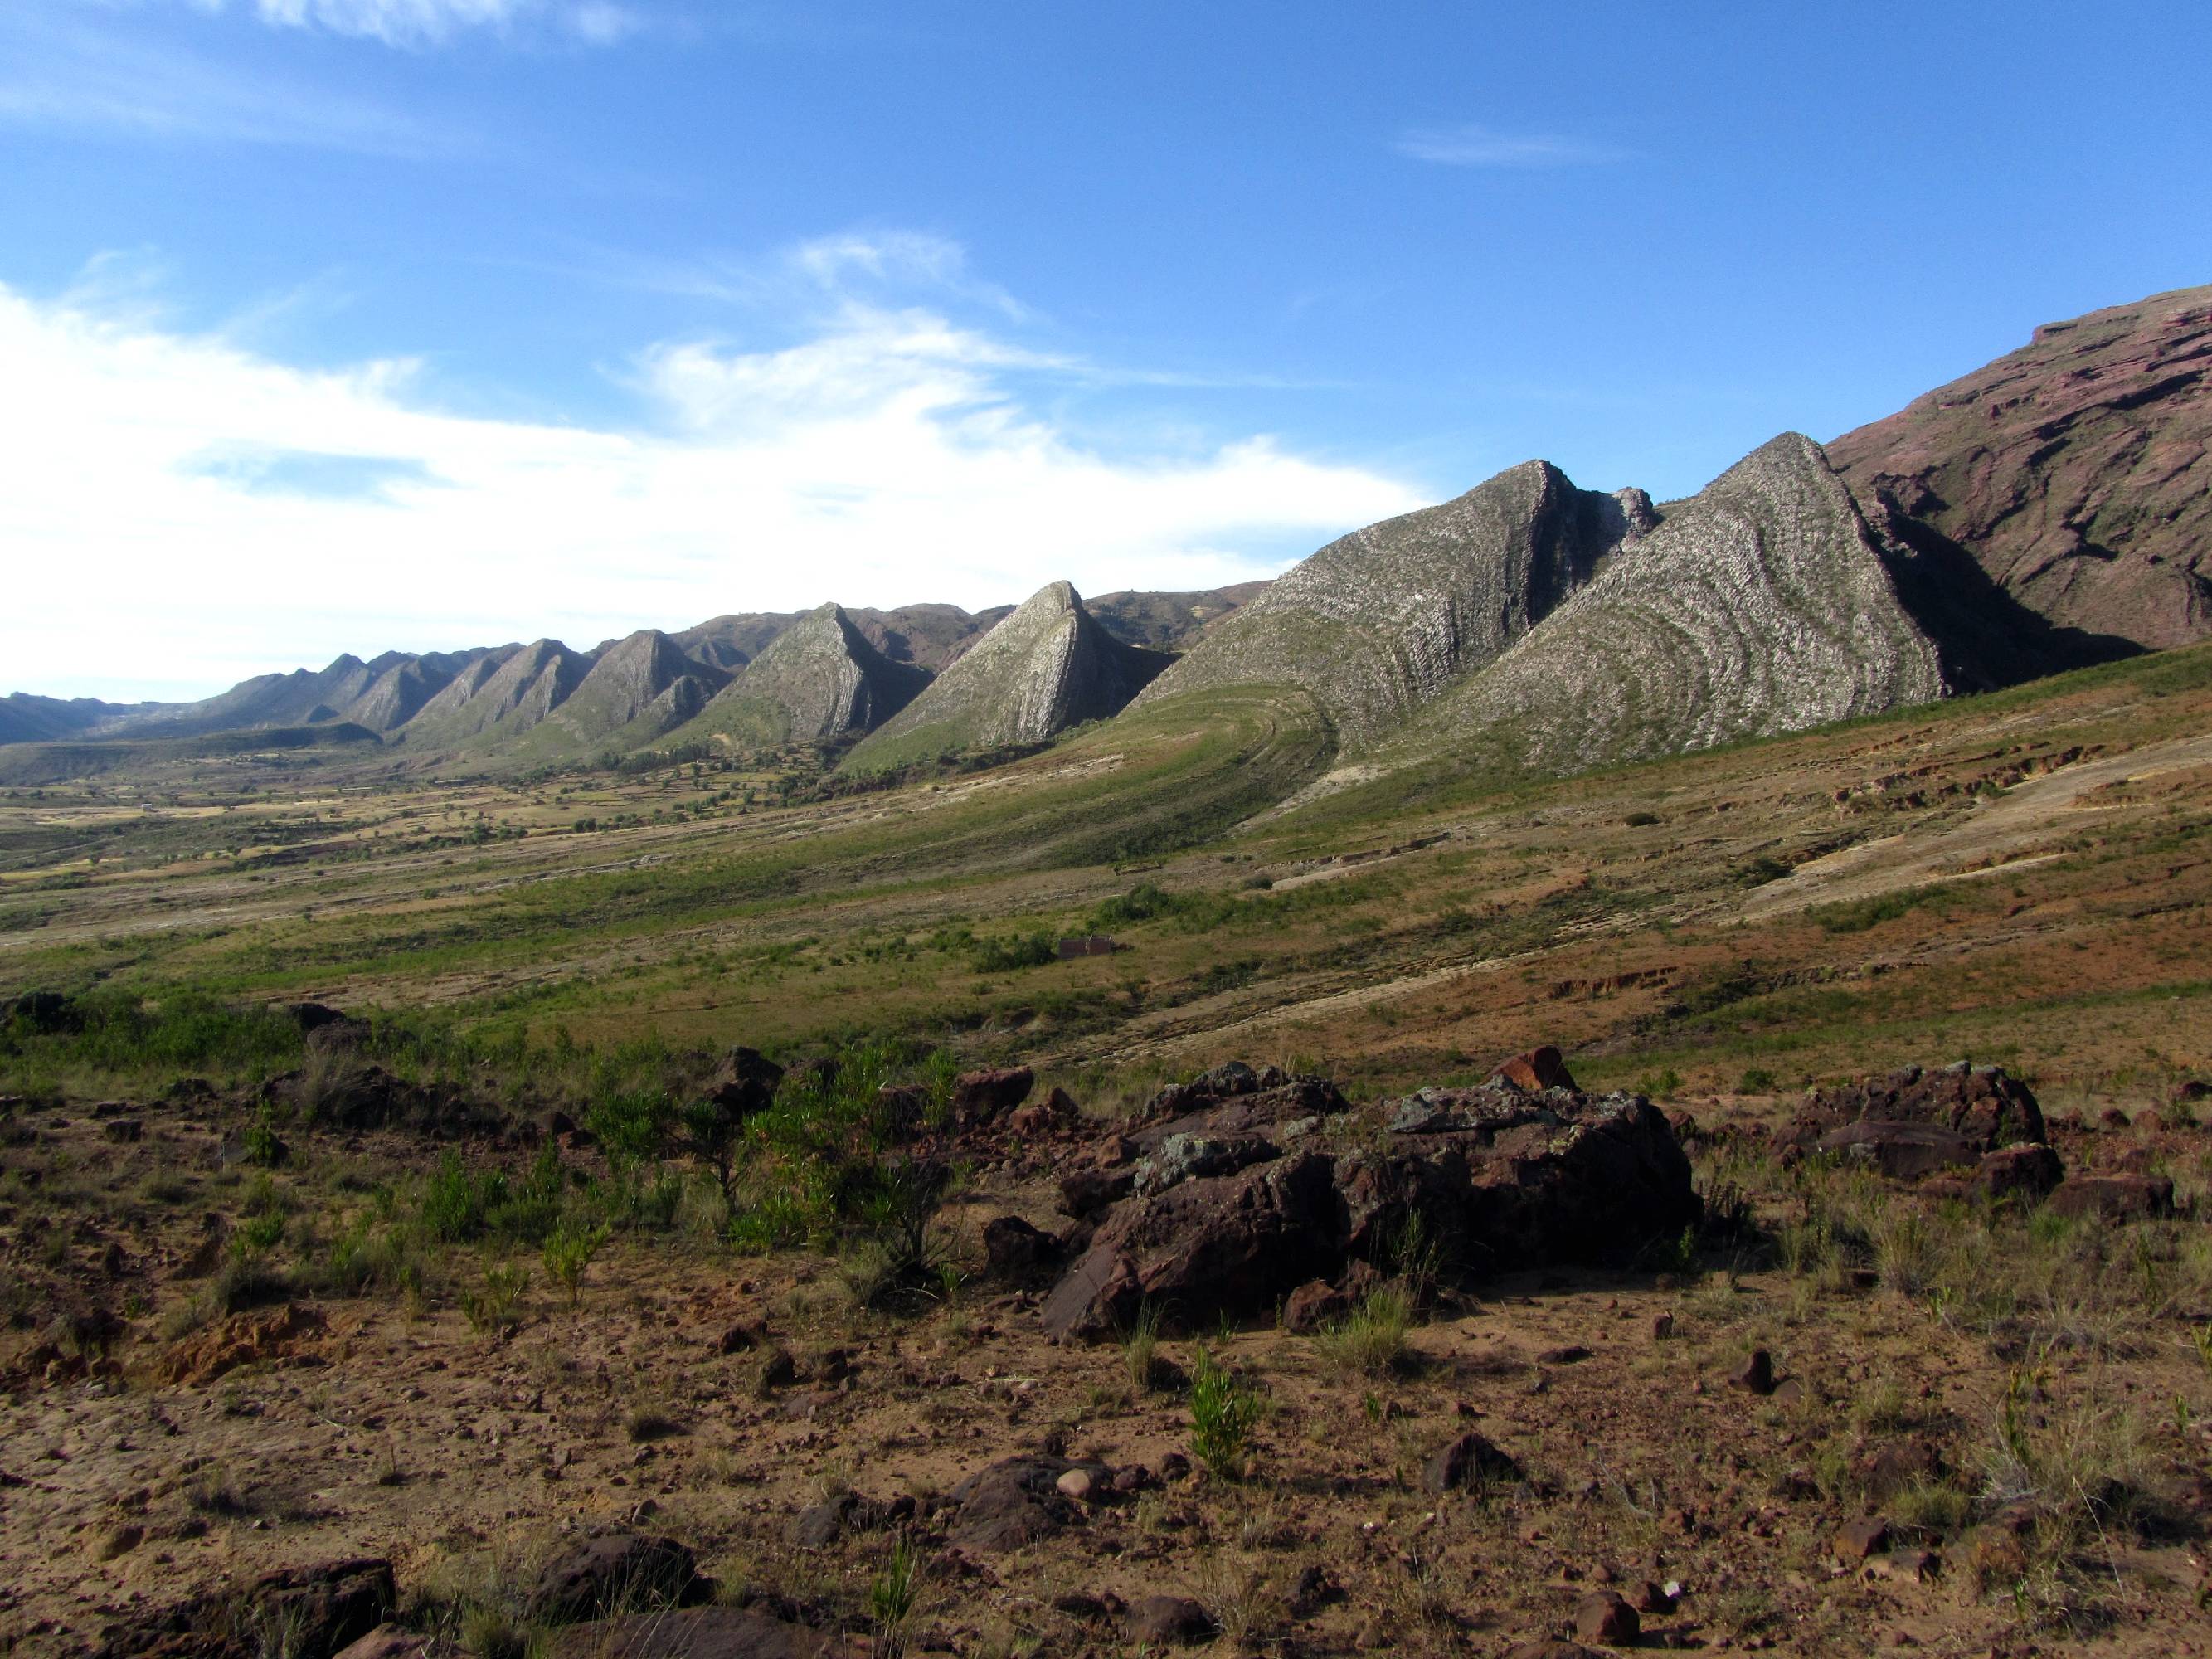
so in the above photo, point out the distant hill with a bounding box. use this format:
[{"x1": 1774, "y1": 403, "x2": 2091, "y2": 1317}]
[
  {"x1": 1134, "y1": 462, "x2": 1655, "y2": 747},
  {"x1": 664, "y1": 604, "x2": 931, "y2": 750},
  {"x1": 1086, "y1": 581, "x2": 1271, "y2": 650},
  {"x1": 1379, "y1": 432, "x2": 1948, "y2": 779},
  {"x1": 1830, "y1": 283, "x2": 2210, "y2": 655},
  {"x1": 9, "y1": 285, "x2": 2203, "y2": 789},
  {"x1": 843, "y1": 581, "x2": 1176, "y2": 772}
]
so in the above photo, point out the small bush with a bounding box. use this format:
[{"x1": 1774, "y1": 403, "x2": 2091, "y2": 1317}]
[
  {"x1": 1313, "y1": 1288, "x2": 1415, "y2": 1379},
  {"x1": 1123, "y1": 1301, "x2": 1169, "y2": 1392},
  {"x1": 459, "y1": 1262, "x2": 529, "y2": 1337},
  {"x1": 542, "y1": 1220, "x2": 610, "y2": 1307},
  {"x1": 1188, "y1": 1346, "x2": 1263, "y2": 1481}
]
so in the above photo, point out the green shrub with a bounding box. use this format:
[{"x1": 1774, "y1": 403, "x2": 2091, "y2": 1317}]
[
  {"x1": 542, "y1": 1220, "x2": 610, "y2": 1306},
  {"x1": 1189, "y1": 1346, "x2": 1263, "y2": 1481},
  {"x1": 421, "y1": 1152, "x2": 508, "y2": 1243},
  {"x1": 970, "y1": 932, "x2": 1056, "y2": 973},
  {"x1": 459, "y1": 1262, "x2": 530, "y2": 1336}
]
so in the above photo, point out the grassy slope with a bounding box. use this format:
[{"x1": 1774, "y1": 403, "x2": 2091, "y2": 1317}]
[{"x1": 4, "y1": 645, "x2": 2210, "y2": 1118}]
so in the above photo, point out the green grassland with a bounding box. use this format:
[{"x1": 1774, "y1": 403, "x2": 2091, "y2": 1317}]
[{"x1": 4, "y1": 645, "x2": 2211, "y2": 1116}]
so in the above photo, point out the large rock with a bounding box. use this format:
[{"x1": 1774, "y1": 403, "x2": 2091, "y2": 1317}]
[
  {"x1": 1811, "y1": 1120, "x2": 1983, "y2": 1180},
  {"x1": 952, "y1": 1066, "x2": 1034, "y2": 1124},
  {"x1": 946, "y1": 1455, "x2": 1111, "y2": 1550},
  {"x1": 702, "y1": 1047, "x2": 784, "y2": 1120},
  {"x1": 527, "y1": 1533, "x2": 707, "y2": 1625},
  {"x1": 1792, "y1": 1063, "x2": 2046, "y2": 1151},
  {"x1": 1041, "y1": 1068, "x2": 1696, "y2": 1338}
]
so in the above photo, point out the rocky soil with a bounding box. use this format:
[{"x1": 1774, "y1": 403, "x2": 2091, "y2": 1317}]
[{"x1": 3, "y1": 1043, "x2": 2209, "y2": 1657}]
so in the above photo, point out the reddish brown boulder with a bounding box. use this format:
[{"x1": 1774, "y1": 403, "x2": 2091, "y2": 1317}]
[
  {"x1": 1572, "y1": 1589, "x2": 1639, "y2": 1646},
  {"x1": 952, "y1": 1066, "x2": 1034, "y2": 1124},
  {"x1": 1041, "y1": 1151, "x2": 1341, "y2": 1338},
  {"x1": 1813, "y1": 1120, "x2": 1981, "y2": 1180},
  {"x1": 1422, "y1": 1431, "x2": 1524, "y2": 1495},
  {"x1": 2047, "y1": 1174, "x2": 2175, "y2": 1222},
  {"x1": 702, "y1": 1048, "x2": 784, "y2": 1120},
  {"x1": 528, "y1": 1534, "x2": 707, "y2": 1625},
  {"x1": 1975, "y1": 1143, "x2": 2064, "y2": 1201},
  {"x1": 1835, "y1": 1516, "x2": 1892, "y2": 1563},
  {"x1": 1492, "y1": 1044, "x2": 1578, "y2": 1092},
  {"x1": 1792, "y1": 1062, "x2": 2045, "y2": 1151},
  {"x1": 1041, "y1": 1078, "x2": 1697, "y2": 1338},
  {"x1": 947, "y1": 1455, "x2": 1110, "y2": 1550},
  {"x1": 1281, "y1": 1279, "x2": 1348, "y2": 1333}
]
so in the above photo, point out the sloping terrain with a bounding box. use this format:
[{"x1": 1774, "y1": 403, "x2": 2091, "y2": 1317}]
[
  {"x1": 664, "y1": 604, "x2": 931, "y2": 751},
  {"x1": 1133, "y1": 460, "x2": 1654, "y2": 750},
  {"x1": 843, "y1": 581, "x2": 1176, "y2": 772},
  {"x1": 1830, "y1": 282, "x2": 2210, "y2": 651}
]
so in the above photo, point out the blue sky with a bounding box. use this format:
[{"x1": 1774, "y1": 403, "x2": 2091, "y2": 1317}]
[{"x1": 4, "y1": 0, "x2": 2209, "y2": 700}]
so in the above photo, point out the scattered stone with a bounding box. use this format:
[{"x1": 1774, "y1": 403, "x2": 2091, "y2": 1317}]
[
  {"x1": 953, "y1": 1066, "x2": 1034, "y2": 1125},
  {"x1": 527, "y1": 1533, "x2": 706, "y2": 1625},
  {"x1": 1573, "y1": 1589, "x2": 1640, "y2": 1646},
  {"x1": 946, "y1": 1456, "x2": 1109, "y2": 1550},
  {"x1": 1504, "y1": 1645, "x2": 1607, "y2": 1659},
  {"x1": 1289, "y1": 1564, "x2": 1343, "y2": 1618},
  {"x1": 1421, "y1": 1432, "x2": 1523, "y2": 1495},
  {"x1": 1975, "y1": 1143, "x2": 2065, "y2": 1201},
  {"x1": 1835, "y1": 1517, "x2": 1892, "y2": 1564},
  {"x1": 1772, "y1": 1378, "x2": 1808, "y2": 1406},
  {"x1": 1868, "y1": 1549, "x2": 1942, "y2": 1583},
  {"x1": 1650, "y1": 1313, "x2": 1674, "y2": 1340},
  {"x1": 100, "y1": 1119, "x2": 142, "y2": 1143},
  {"x1": 1537, "y1": 1345, "x2": 1592, "y2": 1365},
  {"x1": 982, "y1": 1214, "x2": 1062, "y2": 1278},
  {"x1": 1282, "y1": 1279, "x2": 1349, "y2": 1333},
  {"x1": 1055, "y1": 1467, "x2": 1097, "y2": 1502},
  {"x1": 1732, "y1": 1349, "x2": 1775, "y2": 1395},
  {"x1": 1121, "y1": 1595, "x2": 1217, "y2": 1646},
  {"x1": 1493, "y1": 1045, "x2": 1578, "y2": 1092}
]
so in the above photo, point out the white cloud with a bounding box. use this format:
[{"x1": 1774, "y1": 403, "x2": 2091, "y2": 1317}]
[
  {"x1": 1396, "y1": 124, "x2": 1626, "y2": 168},
  {"x1": 237, "y1": 0, "x2": 639, "y2": 46},
  {"x1": 0, "y1": 271, "x2": 1425, "y2": 701}
]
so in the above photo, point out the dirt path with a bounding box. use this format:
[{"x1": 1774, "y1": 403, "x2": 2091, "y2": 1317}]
[{"x1": 1737, "y1": 729, "x2": 2212, "y2": 922}]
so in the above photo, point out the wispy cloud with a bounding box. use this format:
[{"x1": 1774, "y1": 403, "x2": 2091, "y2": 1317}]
[
  {"x1": 1395, "y1": 124, "x2": 1627, "y2": 168},
  {"x1": 0, "y1": 9, "x2": 478, "y2": 153},
  {"x1": 200, "y1": 0, "x2": 643, "y2": 49},
  {"x1": 0, "y1": 246, "x2": 1424, "y2": 698}
]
